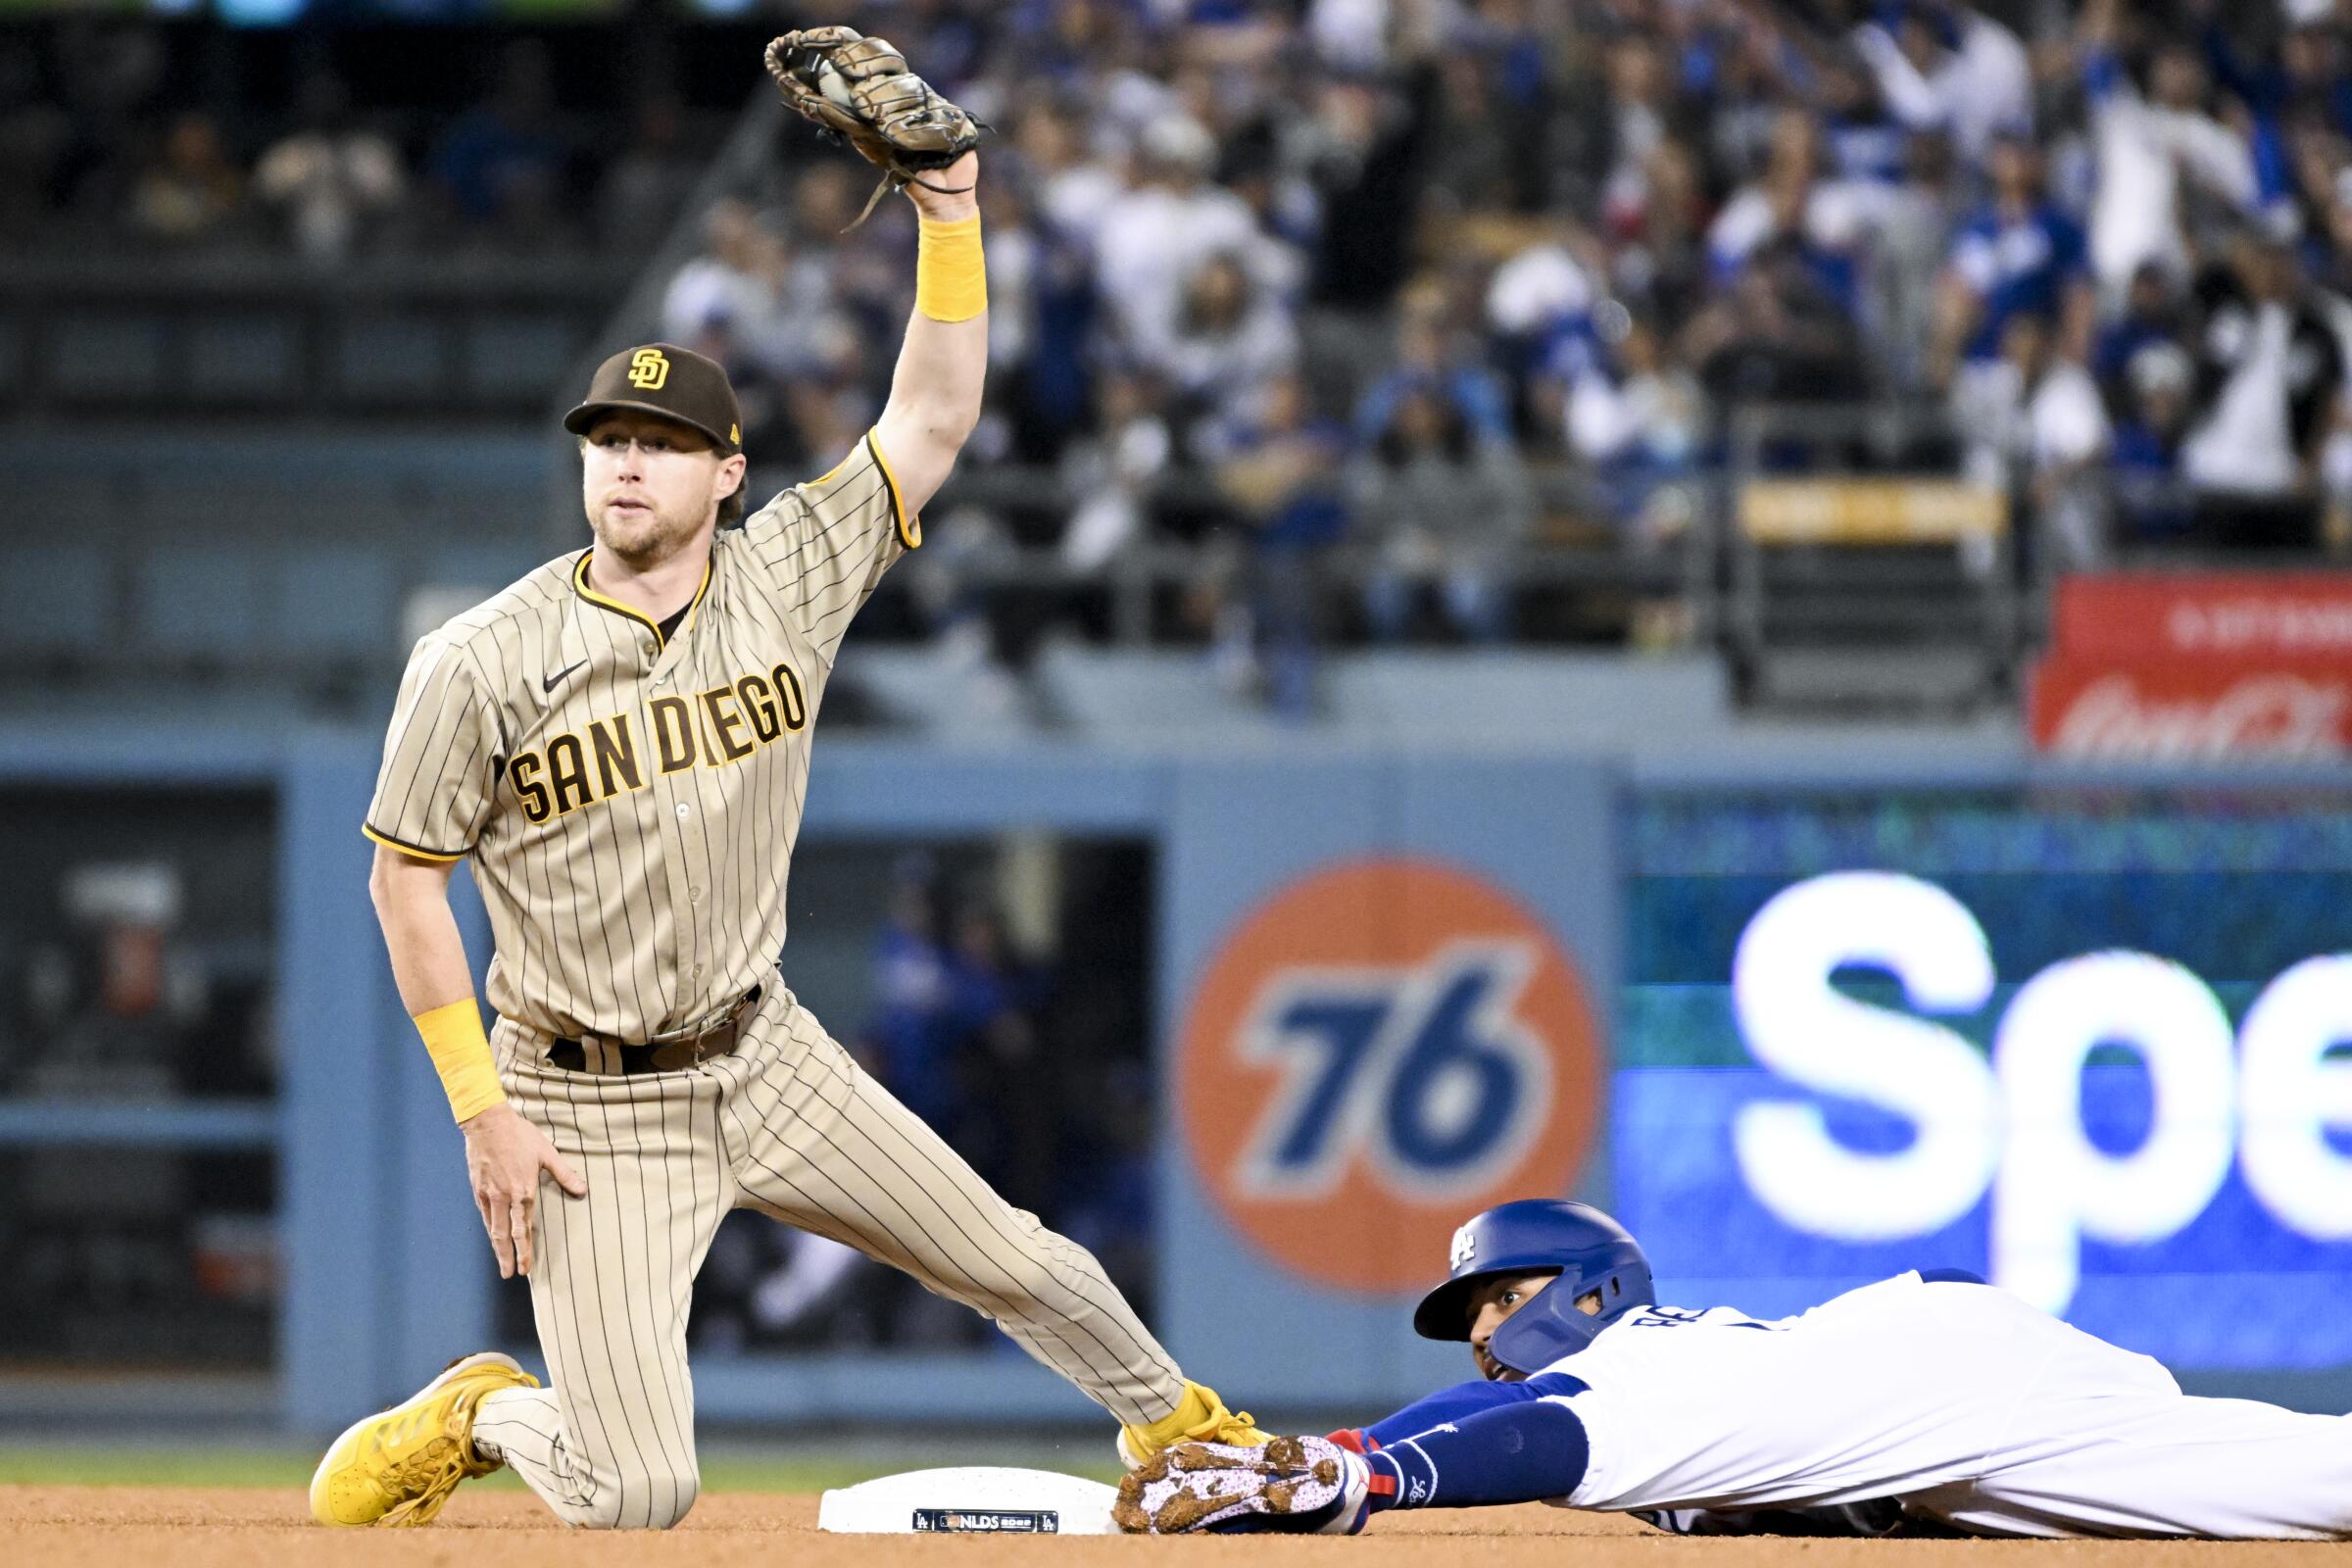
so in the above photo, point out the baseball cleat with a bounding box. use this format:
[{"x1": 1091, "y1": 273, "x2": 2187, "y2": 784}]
[
  {"x1": 1116, "y1": 1379, "x2": 1272, "y2": 1470},
  {"x1": 1112, "y1": 1436, "x2": 1370, "y2": 1535},
  {"x1": 309, "y1": 1350, "x2": 538, "y2": 1527}
]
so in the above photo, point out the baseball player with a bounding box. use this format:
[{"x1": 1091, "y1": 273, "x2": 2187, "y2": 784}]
[
  {"x1": 1118, "y1": 1199, "x2": 2352, "y2": 1541},
  {"x1": 309, "y1": 29, "x2": 1265, "y2": 1532}
]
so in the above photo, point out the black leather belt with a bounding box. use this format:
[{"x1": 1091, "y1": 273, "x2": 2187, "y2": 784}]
[{"x1": 547, "y1": 985, "x2": 762, "y2": 1074}]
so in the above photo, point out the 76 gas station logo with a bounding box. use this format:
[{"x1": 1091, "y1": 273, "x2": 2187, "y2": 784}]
[
  {"x1": 1232, "y1": 942, "x2": 1555, "y2": 1202},
  {"x1": 1177, "y1": 857, "x2": 1598, "y2": 1293}
]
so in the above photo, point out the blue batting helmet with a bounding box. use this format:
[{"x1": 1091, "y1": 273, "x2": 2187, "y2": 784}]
[{"x1": 1411, "y1": 1199, "x2": 1654, "y2": 1374}]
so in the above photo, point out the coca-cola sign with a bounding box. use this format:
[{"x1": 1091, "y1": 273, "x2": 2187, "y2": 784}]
[
  {"x1": 2031, "y1": 658, "x2": 2352, "y2": 758},
  {"x1": 2055, "y1": 574, "x2": 2352, "y2": 662}
]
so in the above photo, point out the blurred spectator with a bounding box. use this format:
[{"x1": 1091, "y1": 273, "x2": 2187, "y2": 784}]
[
  {"x1": 1953, "y1": 311, "x2": 2111, "y2": 566},
  {"x1": 1425, "y1": 0, "x2": 1554, "y2": 214},
  {"x1": 662, "y1": 198, "x2": 844, "y2": 381},
  {"x1": 127, "y1": 114, "x2": 242, "y2": 247},
  {"x1": 428, "y1": 40, "x2": 575, "y2": 244},
  {"x1": 965, "y1": 174, "x2": 1044, "y2": 462},
  {"x1": 662, "y1": 196, "x2": 858, "y2": 466},
  {"x1": 1566, "y1": 307, "x2": 1704, "y2": 537},
  {"x1": 2077, "y1": 0, "x2": 2259, "y2": 294},
  {"x1": 1354, "y1": 380, "x2": 1533, "y2": 643},
  {"x1": 1363, "y1": 288, "x2": 1512, "y2": 446},
  {"x1": 1096, "y1": 113, "x2": 1294, "y2": 362},
  {"x1": 1420, "y1": 25, "x2": 1515, "y2": 216},
  {"x1": 939, "y1": 905, "x2": 1054, "y2": 1204},
  {"x1": 1060, "y1": 368, "x2": 1173, "y2": 576},
  {"x1": 1150, "y1": 251, "x2": 1299, "y2": 449},
  {"x1": 1011, "y1": 100, "x2": 1120, "y2": 248},
  {"x1": 1931, "y1": 134, "x2": 2092, "y2": 387},
  {"x1": 1210, "y1": 370, "x2": 1350, "y2": 715},
  {"x1": 598, "y1": 95, "x2": 704, "y2": 255},
  {"x1": 1298, "y1": 62, "x2": 1438, "y2": 311},
  {"x1": 252, "y1": 74, "x2": 405, "y2": 265},
  {"x1": 1708, "y1": 107, "x2": 1888, "y2": 318},
  {"x1": 2111, "y1": 341, "x2": 2198, "y2": 543},
  {"x1": 2179, "y1": 230, "x2": 2345, "y2": 550},
  {"x1": 1567, "y1": 32, "x2": 1686, "y2": 224},
  {"x1": 1815, "y1": 51, "x2": 1907, "y2": 188},
  {"x1": 2092, "y1": 262, "x2": 2188, "y2": 409},
  {"x1": 2215, "y1": 14, "x2": 2352, "y2": 153},
  {"x1": 1849, "y1": 0, "x2": 2033, "y2": 168},
  {"x1": 866, "y1": 857, "x2": 954, "y2": 1128},
  {"x1": 989, "y1": 157, "x2": 1099, "y2": 463},
  {"x1": 1605, "y1": 135, "x2": 1714, "y2": 327},
  {"x1": 1869, "y1": 128, "x2": 1967, "y2": 387},
  {"x1": 1679, "y1": 237, "x2": 1867, "y2": 406}
]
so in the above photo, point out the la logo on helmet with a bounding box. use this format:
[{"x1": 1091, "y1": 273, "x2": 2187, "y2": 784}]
[{"x1": 1449, "y1": 1225, "x2": 1479, "y2": 1270}]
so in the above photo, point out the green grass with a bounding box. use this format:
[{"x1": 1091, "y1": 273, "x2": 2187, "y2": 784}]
[
  {"x1": 0, "y1": 1446, "x2": 318, "y2": 1489},
  {"x1": 0, "y1": 1442, "x2": 1125, "y2": 1493}
]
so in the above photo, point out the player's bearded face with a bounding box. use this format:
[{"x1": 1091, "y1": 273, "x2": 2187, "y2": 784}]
[{"x1": 582, "y1": 416, "x2": 743, "y2": 565}]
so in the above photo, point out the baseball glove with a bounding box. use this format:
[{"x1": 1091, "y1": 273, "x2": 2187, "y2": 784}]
[{"x1": 763, "y1": 26, "x2": 982, "y2": 225}]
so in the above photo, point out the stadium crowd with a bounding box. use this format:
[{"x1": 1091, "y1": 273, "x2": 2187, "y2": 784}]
[
  {"x1": 648, "y1": 0, "x2": 2352, "y2": 698},
  {"x1": 0, "y1": 24, "x2": 723, "y2": 259},
  {"x1": 12, "y1": 2, "x2": 2352, "y2": 699}
]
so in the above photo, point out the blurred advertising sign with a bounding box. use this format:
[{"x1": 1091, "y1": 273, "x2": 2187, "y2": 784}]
[
  {"x1": 2051, "y1": 572, "x2": 2352, "y2": 661},
  {"x1": 1738, "y1": 479, "x2": 2006, "y2": 545},
  {"x1": 1620, "y1": 790, "x2": 2352, "y2": 1371},
  {"x1": 2031, "y1": 658, "x2": 2352, "y2": 759},
  {"x1": 1176, "y1": 858, "x2": 1599, "y2": 1293},
  {"x1": 2031, "y1": 573, "x2": 2352, "y2": 759}
]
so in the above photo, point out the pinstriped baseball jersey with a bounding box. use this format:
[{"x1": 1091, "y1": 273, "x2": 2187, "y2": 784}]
[
  {"x1": 349, "y1": 308, "x2": 1202, "y2": 1536},
  {"x1": 363, "y1": 428, "x2": 917, "y2": 1043}
]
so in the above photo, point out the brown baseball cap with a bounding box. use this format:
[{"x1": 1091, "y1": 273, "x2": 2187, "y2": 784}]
[{"x1": 564, "y1": 343, "x2": 744, "y2": 452}]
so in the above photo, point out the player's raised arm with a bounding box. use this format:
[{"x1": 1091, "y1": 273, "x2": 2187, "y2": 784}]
[
  {"x1": 764, "y1": 27, "x2": 986, "y2": 514},
  {"x1": 871, "y1": 148, "x2": 984, "y2": 515}
]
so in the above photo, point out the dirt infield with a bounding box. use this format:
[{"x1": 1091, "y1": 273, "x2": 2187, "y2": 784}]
[{"x1": 2, "y1": 1487, "x2": 2328, "y2": 1566}]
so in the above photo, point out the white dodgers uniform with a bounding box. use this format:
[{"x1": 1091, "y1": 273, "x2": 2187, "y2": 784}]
[{"x1": 1542, "y1": 1273, "x2": 2352, "y2": 1539}]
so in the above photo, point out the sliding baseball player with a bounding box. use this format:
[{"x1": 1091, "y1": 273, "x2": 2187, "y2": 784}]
[{"x1": 1119, "y1": 1199, "x2": 2352, "y2": 1540}]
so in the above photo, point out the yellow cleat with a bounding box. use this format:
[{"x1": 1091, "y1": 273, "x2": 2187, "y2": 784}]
[
  {"x1": 309, "y1": 1351, "x2": 538, "y2": 1527},
  {"x1": 1116, "y1": 1379, "x2": 1273, "y2": 1470}
]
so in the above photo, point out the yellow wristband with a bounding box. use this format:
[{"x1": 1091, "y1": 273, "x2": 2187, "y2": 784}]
[
  {"x1": 916, "y1": 214, "x2": 986, "y2": 323},
  {"x1": 414, "y1": 998, "x2": 508, "y2": 1125}
]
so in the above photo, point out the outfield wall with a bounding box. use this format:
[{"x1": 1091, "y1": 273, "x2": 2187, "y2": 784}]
[{"x1": 3, "y1": 726, "x2": 2348, "y2": 1430}]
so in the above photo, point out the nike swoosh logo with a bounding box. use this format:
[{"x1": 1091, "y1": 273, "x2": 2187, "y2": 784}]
[{"x1": 543, "y1": 660, "x2": 587, "y2": 695}]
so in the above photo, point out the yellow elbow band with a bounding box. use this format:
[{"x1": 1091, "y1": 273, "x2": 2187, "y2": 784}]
[
  {"x1": 916, "y1": 214, "x2": 987, "y2": 323},
  {"x1": 415, "y1": 998, "x2": 507, "y2": 1124}
]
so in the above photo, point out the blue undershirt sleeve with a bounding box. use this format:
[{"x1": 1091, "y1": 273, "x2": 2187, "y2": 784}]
[
  {"x1": 1363, "y1": 1371, "x2": 1588, "y2": 1449},
  {"x1": 1366, "y1": 1396, "x2": 1592, "y2": 1512}
]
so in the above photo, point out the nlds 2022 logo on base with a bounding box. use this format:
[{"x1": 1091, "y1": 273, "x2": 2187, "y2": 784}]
[{"x1": 1178, "y1": 858, "x2": 1600, "y2": 1293}]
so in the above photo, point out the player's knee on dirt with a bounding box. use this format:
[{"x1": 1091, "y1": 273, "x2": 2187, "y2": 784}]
[{"x1": 573, "y1": 1466, "x2": 700, "y2": 1530}]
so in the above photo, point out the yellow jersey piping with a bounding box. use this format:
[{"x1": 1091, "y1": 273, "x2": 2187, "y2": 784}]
[
  {"x1": 363, "y1": 823, "x2": 468, "y2": 863},
  {"x1": 866, "y1": 429, "x2": 921, "y2": 551},
  {"x1": 572, "y1": 551, "x2": 711, "y2": 652}
]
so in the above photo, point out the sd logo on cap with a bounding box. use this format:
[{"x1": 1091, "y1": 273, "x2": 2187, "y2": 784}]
[{"x1": 564, "y1": 342, "x2": 742, "y2": 453}]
